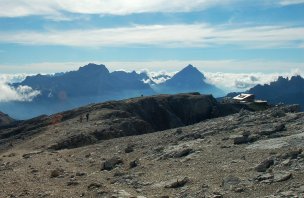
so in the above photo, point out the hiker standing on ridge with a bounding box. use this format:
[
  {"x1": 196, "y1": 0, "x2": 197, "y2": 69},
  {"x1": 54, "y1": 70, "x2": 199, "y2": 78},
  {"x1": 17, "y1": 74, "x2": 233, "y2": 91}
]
[{"x1": 86, "y1": 113, "x2": 89, "y2": 122}]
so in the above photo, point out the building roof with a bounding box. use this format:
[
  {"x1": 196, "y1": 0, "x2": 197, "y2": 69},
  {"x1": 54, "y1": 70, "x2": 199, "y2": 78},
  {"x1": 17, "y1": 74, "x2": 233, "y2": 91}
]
[{"x1": 233, "y1": 94, "x2": 254, "y2": 101}]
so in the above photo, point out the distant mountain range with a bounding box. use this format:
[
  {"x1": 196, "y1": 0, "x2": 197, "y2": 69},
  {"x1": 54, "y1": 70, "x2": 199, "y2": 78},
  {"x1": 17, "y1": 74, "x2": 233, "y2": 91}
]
[
  {"x1": 1, "y1": 63, "x2": 224, "y2": 119},
  {"x1": 14, "y1": 63, "x2": 154, "y2": 102},
  {"x1": 4, "y1": 63, "x2": 303, "y2": 120},
  {"x1": 227, "y1": 75, "x2": 304, "y2": 109}
]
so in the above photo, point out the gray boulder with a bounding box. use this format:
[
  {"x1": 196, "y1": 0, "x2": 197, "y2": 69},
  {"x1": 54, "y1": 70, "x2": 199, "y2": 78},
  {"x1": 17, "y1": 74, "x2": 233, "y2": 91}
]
[
  {"x1": 255, "y1": 158, "x2": 274, "y2": 172},
  {"x1": 101, "y1": 157, "x2": 123, "y2": 171}
]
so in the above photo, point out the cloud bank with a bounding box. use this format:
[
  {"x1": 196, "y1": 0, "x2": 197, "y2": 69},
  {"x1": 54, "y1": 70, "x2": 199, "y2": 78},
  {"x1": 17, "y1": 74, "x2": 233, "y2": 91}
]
[
  {"x1": 279, "y1": 0, "x2": 304, "y2": 5},
  {"x1": 0, "y1": 0, "x2": 303, "y2": 18},
  {"x1": 0, "y1": 24, "x2": 303, "y2": 49},
  {"x1": 0, "y1": 74, "x2": 40, "y2": 102},
  {"x1": 143, "y1": 68, "x2": 304, "y2": 93},
  {"x1": 205, "y1": 69, "x2": 304, "y2": 92},
  {"x1": 140, "y1": 69, "x2": 304, "y2": 93}
]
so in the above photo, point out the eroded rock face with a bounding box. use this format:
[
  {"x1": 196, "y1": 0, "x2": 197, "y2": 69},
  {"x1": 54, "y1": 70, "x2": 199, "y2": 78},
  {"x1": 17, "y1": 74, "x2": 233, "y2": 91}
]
[
  {"x1": 114, "y1": 93, "x2": 220, "y2": 131},
  {"x1": 1, "y1": 93, "x2": 249, "y2": 151},
  {"x1": 49, "y1": 134, "x2": 97, "y2": 150}
]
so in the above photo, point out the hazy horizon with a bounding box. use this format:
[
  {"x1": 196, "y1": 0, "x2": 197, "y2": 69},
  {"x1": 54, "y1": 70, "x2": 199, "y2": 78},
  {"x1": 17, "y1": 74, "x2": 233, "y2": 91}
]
[
  {"x1": 0, "y1": 1, "x2": 303, "y2": 74},
  {"x1": 0, "y1": 63, "x2": 303, "y2": 103},
  {"x1": 0, "y1": 1, "x2": 304, "y2": 113}
]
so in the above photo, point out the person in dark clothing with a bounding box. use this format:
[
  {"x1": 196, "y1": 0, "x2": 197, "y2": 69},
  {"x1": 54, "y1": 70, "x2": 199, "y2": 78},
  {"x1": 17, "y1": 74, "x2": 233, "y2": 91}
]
[{"x1": 86, "y1": 113, "x2": 89, "y2": 122}]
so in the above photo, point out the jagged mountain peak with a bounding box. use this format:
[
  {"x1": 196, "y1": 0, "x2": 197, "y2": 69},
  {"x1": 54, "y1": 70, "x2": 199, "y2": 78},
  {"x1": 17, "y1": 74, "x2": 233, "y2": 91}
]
[
  {"x1": 78, "y1": 63, "x2": 109, "y2": 74},
  {"x1": 290, "y1": 75, "x2": 304, "y2": 81},
  {"x1": 272, "y1": 75, "x2": 303, "y2": 85}
]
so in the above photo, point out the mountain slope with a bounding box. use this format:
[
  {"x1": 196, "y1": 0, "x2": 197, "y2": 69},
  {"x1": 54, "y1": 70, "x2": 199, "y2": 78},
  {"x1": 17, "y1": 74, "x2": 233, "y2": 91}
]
[
  {"x1": 0, "y1": 112, "x2": 14, "y2": 127},
  {"x1": 155, "y1": 65, "x2": 224, "y2": 97},
  {"x1": 0, "y1": 93, "x2": 303, "y2": 197}
]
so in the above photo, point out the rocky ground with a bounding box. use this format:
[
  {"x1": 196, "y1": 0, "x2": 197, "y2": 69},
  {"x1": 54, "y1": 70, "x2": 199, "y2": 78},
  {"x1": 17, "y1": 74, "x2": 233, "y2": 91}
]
[{"x1": 0, "y1": 93, "x2": 303, "y2": 198}]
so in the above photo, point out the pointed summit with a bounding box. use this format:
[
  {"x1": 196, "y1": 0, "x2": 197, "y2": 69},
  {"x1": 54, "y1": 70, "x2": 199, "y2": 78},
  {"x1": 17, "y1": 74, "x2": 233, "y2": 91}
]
[
  {"x1": 175, "y1": 64, "x2": 206, "y2": 80},
  {"x1": 184, "y1": 64, "x2": 195, "y2": 69},
  {"x1": 155, "y1": 64, "x2": 223, "y2": 97}
]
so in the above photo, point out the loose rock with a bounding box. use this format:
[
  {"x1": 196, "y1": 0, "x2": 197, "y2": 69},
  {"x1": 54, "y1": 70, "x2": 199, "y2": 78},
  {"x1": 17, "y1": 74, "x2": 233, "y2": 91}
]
[
  {"x1": 125, "y1": 144, "x2": 135, "y2": 153},
  {"x1": 255, "y1": 158, "x2": 274, "y2": 172},
  {"x1": 274, "y1": 172, "x2": 292, "y2": 182},
  {"x1": 129, "y1": 159, "x2": 139, "y2": 169},
  {"x1": 50, "y1": 168, "x2": 64, "y2": 178},
  {"x1": 165, "y1": 177, "x2": 190, "y2": 188},
  {"x1": 222, "y1": 175, "x2": 241, "y2": 190},
  {"x1": 101, "y1": 157, "x2": 123, "y2": 171}
]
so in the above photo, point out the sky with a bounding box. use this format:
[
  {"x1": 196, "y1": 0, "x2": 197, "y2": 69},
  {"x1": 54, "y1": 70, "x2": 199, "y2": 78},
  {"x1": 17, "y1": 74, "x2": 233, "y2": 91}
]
[
  {"x1": 0, "y1": 0, "x2": 304, "y2": 102},
  {"x1": 0, "y1": 0, "x2": 303, "y2": 74}
]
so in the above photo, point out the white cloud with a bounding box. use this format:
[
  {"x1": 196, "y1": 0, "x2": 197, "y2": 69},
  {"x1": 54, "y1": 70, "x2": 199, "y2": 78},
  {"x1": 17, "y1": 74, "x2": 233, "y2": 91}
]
[
  {"x1": 0, "y1": 24, "x2": 209, "y2": 47},
  {"x1": 0, "y1": 0, "x2": 302, "y2": 18},
  {"x1": 1, "y1": 59, "x2": 303, "y2": 74},
  {"x1": 0, "y1": 84, "x2": 40, "y2": 102},
  {"x1": 0, "y1": 73, "x2": 29, "y2": 83},
  {"x1": 205, "y1": 69, "x2": 304, "y2": 93},
  {"x1": 210, "y1": 25, "x2": 304, "y2": 48},
  {"x1": 57, "y1": 0, "x2": 233, "y2": 15},
  {"x1": 0, "y1": 24, "x2": 303, "y2": 48},
  {"x1": 143, "y1": 70, "x2": 176, "y2": 84},
  {"x1": 0, "y1": 74, "x2": 40, "y2": 102},
  {"x1": 279, "y1": 0, "x2": 304, "y2": 5},
  {"x1": 139, "y1": 68, "x2": 304, "y2": 93},
  {"x1": 0, "y1": 0, "x2": 236, "y2": 18},
  {"x1": 204, "y1": 72, "x2": 278, "y2": 93}
]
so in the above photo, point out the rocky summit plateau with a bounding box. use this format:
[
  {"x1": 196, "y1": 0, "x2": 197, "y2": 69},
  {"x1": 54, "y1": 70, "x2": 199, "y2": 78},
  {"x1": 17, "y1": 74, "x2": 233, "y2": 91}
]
[{"x1": 0, "y1": 93, "x2": 303, "y2": 198}]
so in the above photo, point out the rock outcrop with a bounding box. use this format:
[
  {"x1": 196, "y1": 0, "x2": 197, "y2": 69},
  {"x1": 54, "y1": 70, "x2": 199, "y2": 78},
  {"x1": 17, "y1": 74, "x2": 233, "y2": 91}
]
[{"x1": 1, "y1": 93, "x2": 247, "y2": 151}]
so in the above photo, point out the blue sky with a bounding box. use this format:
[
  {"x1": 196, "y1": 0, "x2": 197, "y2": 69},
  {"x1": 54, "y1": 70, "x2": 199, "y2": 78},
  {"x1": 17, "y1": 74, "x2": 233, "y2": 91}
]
[{"x1": 0, "y1": 0, "x2": 304, "y2": 73}]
